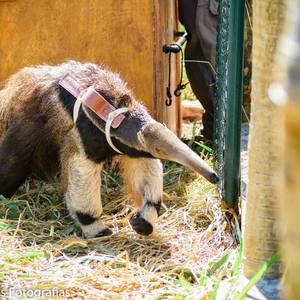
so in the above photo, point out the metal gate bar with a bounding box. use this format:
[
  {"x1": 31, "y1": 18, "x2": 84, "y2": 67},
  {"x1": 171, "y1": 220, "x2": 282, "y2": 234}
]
[{"x1": 215, "y1": 0, "x2": 245, "y2": 208}]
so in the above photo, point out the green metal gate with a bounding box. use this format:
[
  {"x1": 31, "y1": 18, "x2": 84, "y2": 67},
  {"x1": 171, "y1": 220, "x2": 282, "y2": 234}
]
[{"x1": 214, "y1": 0, "x2": 246, "y2": 208}]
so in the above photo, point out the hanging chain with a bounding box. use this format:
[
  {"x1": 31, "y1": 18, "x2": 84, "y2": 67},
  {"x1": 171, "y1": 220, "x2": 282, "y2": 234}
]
[
  {"x1": 165, "y1": 52, "x2": 173, "y2": 106},
  {"x1": 165, "y1": 45, "x2": 189, "y2": 106},
  {"x1": 174, "y1": 48, "x2": 190, "y2": 97}
]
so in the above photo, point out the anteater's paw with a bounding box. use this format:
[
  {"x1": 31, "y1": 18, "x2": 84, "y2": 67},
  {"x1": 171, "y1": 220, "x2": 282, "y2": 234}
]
[
  {"x1": 94, "y1": 228, "x2": 113, "y2": 237},
  {"x1": 82, "y1": 227, "x2": 113, "y2": 239},
  {"x1": 80, "y1": 217, "x2": 112, "y2": 239},
  {"x1": 129, "y1": 213, "x2": 153, "y2": 236}
]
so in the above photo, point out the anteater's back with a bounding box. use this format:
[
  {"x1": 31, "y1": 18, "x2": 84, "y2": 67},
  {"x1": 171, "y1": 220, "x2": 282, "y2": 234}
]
[
  {"x1": 0, "y1": 61, "x2": 133, "y2": 178},
  {"x1": 0, "y1": 65, "x2": 57, "y2": 139},
  {"x1": 0, "y1": 61, "x2": 132, "y2": 140}
]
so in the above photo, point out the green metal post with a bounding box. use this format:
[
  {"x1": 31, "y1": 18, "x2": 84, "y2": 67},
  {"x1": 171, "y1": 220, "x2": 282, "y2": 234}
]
[
  {"x1": 223, "y1": 0, "x2": 245, "y2": 207},
  {"x1": 214, "y1": 0, "x2": 245, "y2": 207}
]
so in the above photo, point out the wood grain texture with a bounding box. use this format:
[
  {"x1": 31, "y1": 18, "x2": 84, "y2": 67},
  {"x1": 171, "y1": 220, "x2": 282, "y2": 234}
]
[
  {"x1": 0, "y1": 0, "x2": 180, "y2": 132},
  {"x1": 153, "y1": 0, "x2": 181, "y2": 134},
  {"x1": 242, "y1": 0, "x2": 286, "y2": 278}
]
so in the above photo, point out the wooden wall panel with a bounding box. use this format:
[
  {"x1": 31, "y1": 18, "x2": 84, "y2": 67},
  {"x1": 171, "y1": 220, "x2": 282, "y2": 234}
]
[
  {"x1": 0, "y1": 0, "x2": 153, "y2": 110},
  {"x1": 0, "y1": 0, "x2": 180, "y2": 133}
]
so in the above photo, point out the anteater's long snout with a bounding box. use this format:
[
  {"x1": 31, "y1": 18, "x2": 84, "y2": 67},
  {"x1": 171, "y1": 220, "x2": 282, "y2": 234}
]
[{"x1": 140, "y1": 122, "x2": 220, "y2": 184}]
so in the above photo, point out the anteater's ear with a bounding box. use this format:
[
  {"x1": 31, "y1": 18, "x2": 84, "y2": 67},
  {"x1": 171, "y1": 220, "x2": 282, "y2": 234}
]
[{"x1": 117, "y1": 94, "x2": 131, "y2": 108}]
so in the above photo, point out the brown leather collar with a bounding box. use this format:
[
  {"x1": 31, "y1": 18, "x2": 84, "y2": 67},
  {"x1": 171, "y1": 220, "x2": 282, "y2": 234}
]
[{"x1": 59, "y1": 73, "x2": 125, "y2": 128}]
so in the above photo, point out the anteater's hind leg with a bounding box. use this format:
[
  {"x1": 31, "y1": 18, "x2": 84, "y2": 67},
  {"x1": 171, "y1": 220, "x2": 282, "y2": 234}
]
[
  {"x1": 0, "y1": 124, "x2": 33, "y2": 197},
  {"x1": 61, "y1": 148, "x2": 112, "y2": 238},
  {"x1": 122, "y1": 157, "x2": 163, "y2": 236}
]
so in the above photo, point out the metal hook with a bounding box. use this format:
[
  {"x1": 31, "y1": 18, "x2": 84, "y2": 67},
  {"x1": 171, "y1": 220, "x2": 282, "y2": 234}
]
[
  {"x1": 165, "y1": 98, "x2": 172, "y2": 106},
  {"x1": 165, "y1": 87, "x2": 172, "y2": 106}
]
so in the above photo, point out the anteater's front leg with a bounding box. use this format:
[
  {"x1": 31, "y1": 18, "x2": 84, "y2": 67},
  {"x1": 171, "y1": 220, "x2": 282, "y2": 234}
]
[
  {"x1": 122, "y1": 157, "x2": 163, "y2": 236},
  {"x1": 63, "y1": 151, "x2": 112, "y2": 238}
]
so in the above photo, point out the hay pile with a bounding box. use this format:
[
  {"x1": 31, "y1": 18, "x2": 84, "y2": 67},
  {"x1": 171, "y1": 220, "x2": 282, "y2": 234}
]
[{"x1": 0, "y1": 163, "x2": 237, "y2": 299}]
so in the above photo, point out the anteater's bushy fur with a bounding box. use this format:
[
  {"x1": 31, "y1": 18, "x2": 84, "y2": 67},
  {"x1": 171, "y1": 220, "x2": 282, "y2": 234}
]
[{"x1": 0, "y1": 61, "x2": 163, "y2": 238}]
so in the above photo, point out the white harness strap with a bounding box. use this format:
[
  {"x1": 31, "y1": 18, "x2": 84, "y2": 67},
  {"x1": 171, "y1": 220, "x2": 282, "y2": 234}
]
[
  {"x1": 73, "y1": 96, "x2": 82, "y2": 123},
  {"x1": 74, "y1": 101, "x2": 129, "y2": 155},
  {"x1": 73, "y1": 97, "x2": 128, "y2": 155},
  {"x1": 105, "y1": 107, "x2": 129, "y2": 154}
]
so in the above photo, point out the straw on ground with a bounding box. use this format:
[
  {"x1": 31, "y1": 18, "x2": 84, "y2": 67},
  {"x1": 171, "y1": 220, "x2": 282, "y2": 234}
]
[{"x1": 0, "y1": 162, "x2": 238, "y2": 299}]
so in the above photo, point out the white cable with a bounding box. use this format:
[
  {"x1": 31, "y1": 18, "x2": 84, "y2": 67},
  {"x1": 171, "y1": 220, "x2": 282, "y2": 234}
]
[
  {"x1": 184, "y1": 60, "x2": 216, "y2": 75},
  {"x1": 105, "y1": 108, "x2": 129, "y2": 154}
]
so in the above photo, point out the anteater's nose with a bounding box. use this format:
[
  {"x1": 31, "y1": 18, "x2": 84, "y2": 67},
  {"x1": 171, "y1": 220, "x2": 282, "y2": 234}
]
[{"x1": 209, "y1": 172, "x2": 220, "y2": 184}]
